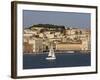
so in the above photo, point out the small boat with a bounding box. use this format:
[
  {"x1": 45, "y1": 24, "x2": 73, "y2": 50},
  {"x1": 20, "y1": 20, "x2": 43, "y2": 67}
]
[{"x1": 46, "y1": 45, "x2": 56, "y2": 60}]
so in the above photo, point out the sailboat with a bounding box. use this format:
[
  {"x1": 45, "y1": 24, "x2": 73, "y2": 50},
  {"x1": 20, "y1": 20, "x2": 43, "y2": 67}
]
[{"x1": 46, "y1": 45, "x2": 56, "y2": 60}]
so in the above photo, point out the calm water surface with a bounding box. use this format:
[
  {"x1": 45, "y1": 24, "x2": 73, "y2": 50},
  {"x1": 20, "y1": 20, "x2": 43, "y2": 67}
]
[{"x1": 23, "y1": 53, "x2": 91, "y2": 69}]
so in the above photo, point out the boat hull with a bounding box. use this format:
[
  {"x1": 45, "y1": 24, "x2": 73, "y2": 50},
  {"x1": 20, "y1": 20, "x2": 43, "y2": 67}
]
[{"x1": 46, "y1": 57, "x2": 56, "y2": 60}]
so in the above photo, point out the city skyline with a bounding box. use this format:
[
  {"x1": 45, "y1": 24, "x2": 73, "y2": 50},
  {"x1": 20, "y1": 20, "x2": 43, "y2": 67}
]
[{"x1": 23, "y1": 10, "x2": 91, "y2": 29}]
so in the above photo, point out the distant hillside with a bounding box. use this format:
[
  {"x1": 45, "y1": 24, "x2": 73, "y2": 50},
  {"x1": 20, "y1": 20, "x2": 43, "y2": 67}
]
[
  {"x1": 29, "y1": 24, "x2": 65, "y2": 28},
  {"x1": 25, "y1": 24, "x2": 65, "y2": 32}
]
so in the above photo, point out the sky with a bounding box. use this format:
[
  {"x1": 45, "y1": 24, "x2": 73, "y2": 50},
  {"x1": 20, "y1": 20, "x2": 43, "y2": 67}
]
[{"x1": 23, "y1": 10, "x2": 91, "y2": 29}]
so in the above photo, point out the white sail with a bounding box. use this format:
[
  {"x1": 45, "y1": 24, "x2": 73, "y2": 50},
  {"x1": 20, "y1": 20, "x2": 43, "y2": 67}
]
[
  {"x1": 48, "y1": 48, "x2": 52, "y2": 56},
  {"x1": 46, "y1": 44, "x2": 56, "y2": 60}
]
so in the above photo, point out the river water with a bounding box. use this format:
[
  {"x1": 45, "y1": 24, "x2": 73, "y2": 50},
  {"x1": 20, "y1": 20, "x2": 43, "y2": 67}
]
[{"x1": 23, "y1": 53, "x2": 91, "y2": 69}]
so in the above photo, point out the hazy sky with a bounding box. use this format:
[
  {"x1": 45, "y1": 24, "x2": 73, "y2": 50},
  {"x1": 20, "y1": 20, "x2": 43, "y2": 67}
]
[{"x1": 23, "y1": 10, "x2": 91, "y2": 29}]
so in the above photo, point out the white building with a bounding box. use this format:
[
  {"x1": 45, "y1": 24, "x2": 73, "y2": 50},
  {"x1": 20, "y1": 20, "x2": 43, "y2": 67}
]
[
  {"x1": 39, "y1": 33, "x2": 44, "y2": 38},
  {"x1": 24, "y1": 29, "x2": 37, "y2": 35}
]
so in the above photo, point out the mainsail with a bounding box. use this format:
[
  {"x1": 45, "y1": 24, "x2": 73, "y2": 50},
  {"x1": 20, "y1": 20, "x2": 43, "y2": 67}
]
[{"x1": 46, "y1": 44, "x2": 56, "y2": 60}]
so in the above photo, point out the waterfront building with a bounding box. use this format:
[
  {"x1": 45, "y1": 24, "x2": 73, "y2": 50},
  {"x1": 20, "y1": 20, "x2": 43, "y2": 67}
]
[
  {"x1": 29, "y1": 38, "x2": 43, "y2": 53},
  {"x1": 56, "y1": 38, "x2": 90, "y2": 51},
  {"x1": 56, "y1": 42, "x2": 82, "y2": 51},
  {"x1": 23, "y1": 42, "x2": 33, "y2": 53},
  {"x1": 24, "y1": 38, "x2": 43, "y2": 54}
]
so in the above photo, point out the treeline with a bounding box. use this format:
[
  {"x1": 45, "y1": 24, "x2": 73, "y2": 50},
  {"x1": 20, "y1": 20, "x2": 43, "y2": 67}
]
[{"x1": 29, "y1": 24, "x2": 65, "y2": 29}]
